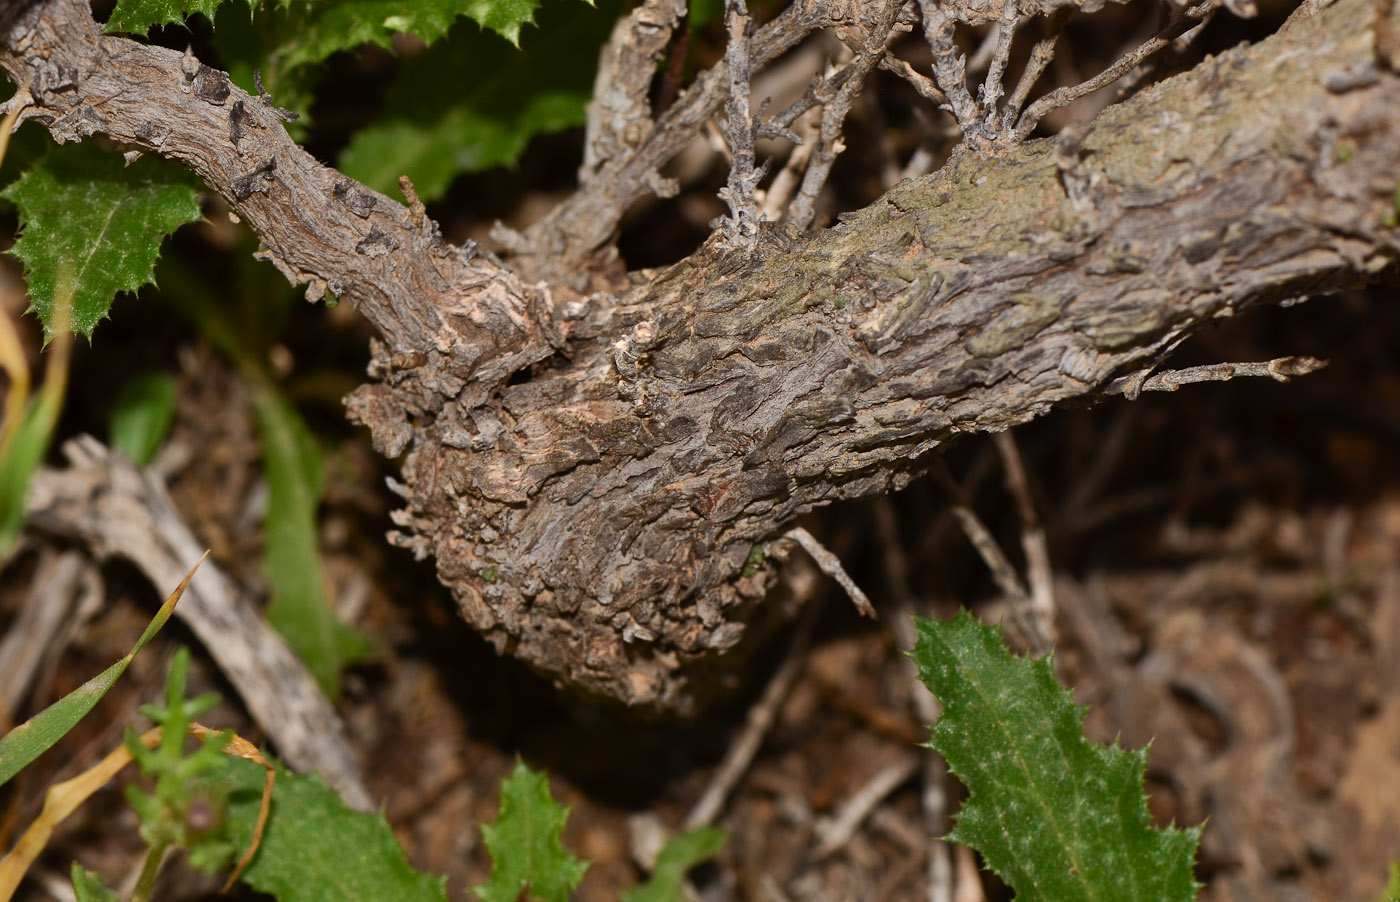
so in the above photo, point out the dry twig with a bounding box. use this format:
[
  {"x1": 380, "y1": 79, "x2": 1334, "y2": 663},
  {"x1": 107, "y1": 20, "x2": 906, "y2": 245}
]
[
  {"x1": 1109, "y1": 355, "x2": 1329, "y2": 398},
  {"x1": 784, "y1": 527, "x2": 876, "y2": 618},
  {"x1": 25, "y1": 437, "x2": 371, "y2": 809},
  {"x1": 788, "y1": 0, "x2": 903, "y2": 229},
  {"x1": 931, "y1": 457, "x2": 1052, "y2": 656},
  {"x1": 813, "y1": 753, "x2": 921, "y2": 858},
  {"x1": 718, "y1": 0, "x2": 764, "y2": 248},
  {"x1": 684, "y1": 605, "x2": 818, "y2": 830},
  {"x1": 994, "y1": 432, "x2": 1057, "y2": 649}
]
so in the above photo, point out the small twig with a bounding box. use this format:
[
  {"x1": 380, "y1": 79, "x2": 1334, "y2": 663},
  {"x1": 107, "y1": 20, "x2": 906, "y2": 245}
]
[
  {"x1": 1001, "y1": 9, "x2": 1070, "y2": 130},
  {"x1": 1107, "y1": 355, "x2": 1328, "y2": 397},
  {"x1": 784, "y1": 526, "x2": 876, "y2": 618},
  {"x1": 1015, "y1": 2, "x2": 1210, "y2": 140},
  {"x1": 717, "y1": 0, "x2": 763, "y2": 249},
  {"x1": 760, "y1": 109, "x2": 818, "y2": 220},
  {"x1": 930, "y1": 456, "x2": 1052, "y2": 656},
  {"x1": 0, "y1": 549, "x2": 91, "y2": 722},
  {"x1": 813, "y1": 753, "x2": 921, "y2": 858},
  {"x1": 251, "y1": 66, "x2": 298, "y2": 122},
  {"x1": 994, "y1": 432, "x2": 1056, "y2": 650},
  {"x1": 879, "y1": 55, "x2": 950, "y2": 106},
  {"x1": 880, "y1": 586, "x2": 952, "y2": 902},
  {"x1": 918, "y1": 0, "x2": 981, "y2": 132},
  {"x1": 684, "y1": 604, "x2": 818, "y2": 829},
  {"x1": 788, "y1": 0, "x2": 902, "y2": 229},
  {"x1": 965, "y1": 22, "x2": 1003, "y2": 75},
  {"x1": 979, "y1": 1, "x2": 1021, "y2": 117}
]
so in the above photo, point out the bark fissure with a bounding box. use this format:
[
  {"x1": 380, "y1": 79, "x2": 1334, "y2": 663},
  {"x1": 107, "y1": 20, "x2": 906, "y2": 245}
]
[{"x1": 4, "y1": 0, "x2": 1398, "y2": 710}]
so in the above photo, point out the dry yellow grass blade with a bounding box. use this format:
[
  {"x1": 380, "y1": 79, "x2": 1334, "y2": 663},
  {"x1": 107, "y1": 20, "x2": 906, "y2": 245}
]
[{"x1": 0, "y1": 88, "x2": 29, "y2": 454}]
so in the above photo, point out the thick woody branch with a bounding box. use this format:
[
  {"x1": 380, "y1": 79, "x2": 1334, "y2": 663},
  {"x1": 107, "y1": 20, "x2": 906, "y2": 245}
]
[
  {"x1": 366, "y1": 0, "x2": 1399, "y2": 711},
  {"x1": 0, "y1": 0, "x2": 558, "y2": 410}
]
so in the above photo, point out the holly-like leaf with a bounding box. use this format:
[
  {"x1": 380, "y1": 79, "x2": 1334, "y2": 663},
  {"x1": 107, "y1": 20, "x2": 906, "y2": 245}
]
[
  {"x1": 218, "y1": 757, "x2": 448, "y2": 902},
  {"x1": 474, "y1": 760, "x2": 588, "y2": 902},
  {"x1": 2, "y1": 144, "x2": 201, "y2": 340},
  {"x1": 339, "y1": 0, "x2": 618, "y2": 202},
  {"x1": 104, "y1": 0, "x2": 248, "y2": 34},
  {"x1": 279, "y1": 0, "x2": 562, "y2": 71},
  {"x1": 622, "y1": 827, "x2": 727, "y2": 902},
  {"x1": 912, "y1": 611, "x2": 1202, "y2": 902}
]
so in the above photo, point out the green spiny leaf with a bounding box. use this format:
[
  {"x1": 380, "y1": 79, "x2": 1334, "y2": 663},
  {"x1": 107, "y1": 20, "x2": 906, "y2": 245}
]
[
  {"x1": 474, "y1": 760, "x2": 588, "y2": 902},
  {"x1": 218, "y1": 757, "x2": 448, "y2": 902},
  {"x1": 2, "y1": 143, "x2": 201, "y2": 340},
  {"x1": 339, "y1": 0, "x2": 618, "y2": 202},
  {"x1": 622, "y1": 826, "x2": 727, "y2": 902},
  {"x1": 912, "y1": 610, "x2": 1202, "y2": 902},
  {"x1": 278, "y1": 0, "x2": 558, "y2": 71},
  {"x1": 104, "y1": 0, "x2": 248, "y2": 34}
]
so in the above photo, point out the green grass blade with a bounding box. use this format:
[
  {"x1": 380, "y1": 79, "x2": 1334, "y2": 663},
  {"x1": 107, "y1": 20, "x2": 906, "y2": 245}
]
[
  {"x1": 109, "y1": 372, "x2": 178, "y2": 465},
  {"x1": 0, "y1": 554, "x2": 205, "y2": 787},
  {"x1": 911, "y1": 610, "x2": 1202, "y2": 902},
  {"x1": 250, "y1": 382, "x2": 372, "y2": 699},
  {"x1": 70, "y1": 865, "x2": 122, "y2": 902}
]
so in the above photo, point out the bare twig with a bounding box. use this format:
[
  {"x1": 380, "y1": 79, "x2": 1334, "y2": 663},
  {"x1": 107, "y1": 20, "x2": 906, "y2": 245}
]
[
  {"x1": 918, "y1": 0, "x2": 981, "y2": 132},
  {"x1": 760, "y1": 109, "x2": 818, "y2": 220},
  {"x1": 994, "y1": 432, "x2": 1056, "y2": 649},
  {"x1": 784, "y1": 527, "x2": 876, "y2": 618},
  {"x1": 930, "y1": 457, "x2": 1052, "y2": 656},
  {"x1": 980, "y1": 1, "x2": 1021, "y2": 116},
  {"x1": 1015, "y1": 2, "x2": 1211, "y2": 139},
  {"x1": 788, "y1": 0, "x2": 903, "y2": 229},
  {"x1": 684, "y1": 605, "x2": 818, "y2": 830},
  {"x1": 0, "y1": 550, "x2": 93, "y2": 722},
  {"x1": 880, "y1": 55, "x2": 951, "y2": 105},
  {"x1": 520, "y1": 0, "x2": 829, "y2": 279},
  {"x1": 880, "y1": 576, "x2": 953, "y2": 902},
  {"x1": 813, "y1": 753, "x2": 921, "y2": 858},
  {"x1": 1108, "y1": 355, "x2": 1329, "y2": 398},
  {"x1": 1001, "y1": 9, "x2": 1071, "y2": 130},
  {"x1": 718, "y1": 0, "x2": 763, "y2": 249},
  {"x1": 965, "y1": 22, "x2": 1004, "y2": 75}
]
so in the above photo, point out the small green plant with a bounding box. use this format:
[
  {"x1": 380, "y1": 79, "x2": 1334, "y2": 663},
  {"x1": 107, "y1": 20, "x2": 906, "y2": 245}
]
[{"x1": 115, "y1": 648, "x2": 241, "y2": 901}]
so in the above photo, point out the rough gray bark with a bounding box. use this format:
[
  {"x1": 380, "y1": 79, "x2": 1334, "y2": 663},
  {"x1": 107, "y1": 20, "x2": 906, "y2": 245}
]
[{"x1": 4, "y1": 0, "x2": 1399, "y2": 712}]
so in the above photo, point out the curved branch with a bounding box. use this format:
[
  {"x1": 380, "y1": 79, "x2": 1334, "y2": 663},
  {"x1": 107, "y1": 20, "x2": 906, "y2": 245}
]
[{"x1": 0, "y1": 0, "x2": 558, "y2": 405}]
